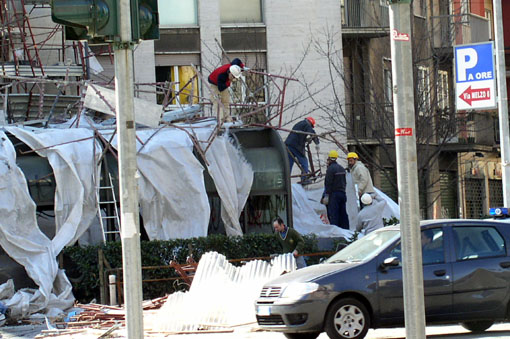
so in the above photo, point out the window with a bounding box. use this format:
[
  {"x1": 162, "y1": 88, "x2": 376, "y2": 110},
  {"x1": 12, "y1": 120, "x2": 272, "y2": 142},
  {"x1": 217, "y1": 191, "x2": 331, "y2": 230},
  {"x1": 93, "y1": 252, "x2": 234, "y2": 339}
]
[
  {"x1": 383, "y1": 67, "x2": 393, "y2": 112},
  {"x1": 221, "y1": 0, "x2": 262, "y2": 24},
  {"x1": 417, "y1": 66, "x2": 430, "y2": 116},
  {"x1": 453, "y1": 227, "x2": 506, "y2": 261},
  {"x1": 437, "y1": 70, "x2": 449, "y2": 110},
  {"x1": 155, "y1": 66, "x2": 199, "y2": 106},
  {"x1": 460, "y1": 0, "x2": 470, "y2": 23},
  {"x1": 421, "y1": 228, "x2": 444, "y2": 265},
  {"x1": 420, "y1": 0, "x2": 427, "y2": 17},
  {"x1": 388, "y1": 228, "x2": 445, "y2": 266},
  {"x1": 158, "y1": 0, "x2": 197, "y2": 26},
  {"x1": 486, "y1": 9, "x2": 493, "y2": 40},
  {"x1": 415, "y1": 0, "x2": 427, "y2": 17}
]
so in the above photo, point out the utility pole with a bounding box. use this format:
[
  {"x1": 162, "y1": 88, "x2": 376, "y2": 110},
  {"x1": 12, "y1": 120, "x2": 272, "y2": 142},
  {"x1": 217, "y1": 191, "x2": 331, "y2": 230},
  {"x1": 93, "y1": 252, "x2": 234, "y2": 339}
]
[
  {"x1": 493, "y1": 0, "x2": 510, "y2": 207},
  {"x1": 115, "y1": 0, "x2": 143, "y2": 337},
  {"x1": 388, "y1": 1, "x2": 426, "y2": 339}
]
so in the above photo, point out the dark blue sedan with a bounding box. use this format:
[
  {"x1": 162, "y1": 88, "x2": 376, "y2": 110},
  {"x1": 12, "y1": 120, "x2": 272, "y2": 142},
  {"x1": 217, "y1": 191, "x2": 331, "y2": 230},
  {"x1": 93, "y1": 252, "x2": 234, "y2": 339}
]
[{"x1": 255, "y1": 219, "x2": 510, "y2": 339}]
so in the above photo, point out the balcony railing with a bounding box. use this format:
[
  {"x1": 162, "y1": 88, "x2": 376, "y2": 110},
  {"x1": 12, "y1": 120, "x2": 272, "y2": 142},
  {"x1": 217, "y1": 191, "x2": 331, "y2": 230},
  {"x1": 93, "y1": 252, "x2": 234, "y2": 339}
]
[
  {"x1": 431, "y1": 14, "x2": 490, "y2": 50},
  {"x1": 342, "y1": 0, "x2": 389, "y2": 29}
]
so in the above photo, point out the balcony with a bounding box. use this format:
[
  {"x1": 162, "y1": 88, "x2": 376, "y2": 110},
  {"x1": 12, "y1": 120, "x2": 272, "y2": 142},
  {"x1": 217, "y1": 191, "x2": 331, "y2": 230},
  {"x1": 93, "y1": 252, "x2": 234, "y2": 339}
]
[
  {"x1": 341, "y1": 0, "x2": 390, "y2": 37},
  {"x1": 431, "y1": 14, "x2": 490, "y2": 53},
  {"x1": 441, "y1": 111, "x2": 496, "y2": 152},
  {"x1": 346, "y1": 102, "x2": 394, "y2": 142}
]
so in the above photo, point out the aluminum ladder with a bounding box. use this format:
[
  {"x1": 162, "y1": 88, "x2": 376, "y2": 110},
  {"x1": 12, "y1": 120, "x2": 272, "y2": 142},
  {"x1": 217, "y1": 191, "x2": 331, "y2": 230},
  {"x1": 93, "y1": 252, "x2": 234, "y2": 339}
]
[{"x1": 96, "y1": 172, "x2": 121, "y2": 242}]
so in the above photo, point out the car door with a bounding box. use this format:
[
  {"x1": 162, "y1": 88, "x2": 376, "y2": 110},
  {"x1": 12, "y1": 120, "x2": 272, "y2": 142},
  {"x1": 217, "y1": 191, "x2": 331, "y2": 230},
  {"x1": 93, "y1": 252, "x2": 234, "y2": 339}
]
[
  {"x1": 377, "y1": 227, "x2": 453, "y2": 322},
  {"x1": 451, "y1": 224, "x2": 510, "y2": 319}
]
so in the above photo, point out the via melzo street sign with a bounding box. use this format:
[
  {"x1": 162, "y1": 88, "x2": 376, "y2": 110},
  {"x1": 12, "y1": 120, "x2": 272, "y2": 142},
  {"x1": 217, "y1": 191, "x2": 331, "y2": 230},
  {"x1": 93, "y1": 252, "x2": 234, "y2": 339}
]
[{"x1": 454, "y1": 42, "x2": 497, "y2": 111}]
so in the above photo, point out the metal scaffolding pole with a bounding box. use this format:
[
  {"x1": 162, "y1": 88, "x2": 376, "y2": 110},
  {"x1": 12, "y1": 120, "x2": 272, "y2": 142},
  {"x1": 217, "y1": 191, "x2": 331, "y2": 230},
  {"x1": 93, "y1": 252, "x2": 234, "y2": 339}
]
[
  {"x1": 389, "y1": 1, "x2": 426, "y2": 338},
  {"x1": 115, "y1": 0, "x2": 143, "y2": 337},
  {"x1": 493, "y1": 0, "x2": 510, "y2": 207}
]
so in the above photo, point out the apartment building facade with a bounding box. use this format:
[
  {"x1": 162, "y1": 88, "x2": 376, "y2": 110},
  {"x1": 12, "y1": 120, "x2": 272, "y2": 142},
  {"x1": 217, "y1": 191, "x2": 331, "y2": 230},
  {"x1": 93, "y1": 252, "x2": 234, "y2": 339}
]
[
  {"x1": 343, "y1": 0, "x2": 505, "y2": 219},
  {"x1": 86, "y1": 0, "x2": 347, "y2": 159}
]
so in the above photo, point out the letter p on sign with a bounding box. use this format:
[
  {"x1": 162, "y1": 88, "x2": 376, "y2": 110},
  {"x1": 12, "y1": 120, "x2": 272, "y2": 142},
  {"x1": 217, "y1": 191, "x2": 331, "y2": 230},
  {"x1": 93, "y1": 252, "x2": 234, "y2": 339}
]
[{"x1": 456, "y1": 48, "x2": 478, "y2": 82}]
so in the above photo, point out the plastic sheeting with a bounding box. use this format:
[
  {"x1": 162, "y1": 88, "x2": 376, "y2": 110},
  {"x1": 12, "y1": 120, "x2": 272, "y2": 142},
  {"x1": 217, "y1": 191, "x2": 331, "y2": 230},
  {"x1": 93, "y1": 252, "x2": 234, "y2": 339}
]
[
  {"x1": 0, "y1": 133, "x2": 74, "y2": 319},
  {"x1": 293, "y1": 172, "x2": 400, "y2": 235},
  {"x1": 103, "y1": 122, "x2": 253, "y2": 239},
  {"x1": 6, "y1": 127, "x2": 102, "y2": 253},
  {"x1": 146, "y1": 251, "x2": 296, "y2": 332},
  {"x1": 292, "y1": 183, "x2": 353, "y2": 238},
  {"x1": 205, "y1": 135, "x2": 253, "y2": 236},
  {"x1": 135, "y1": 129, "x2": 210, "y2": 239}
]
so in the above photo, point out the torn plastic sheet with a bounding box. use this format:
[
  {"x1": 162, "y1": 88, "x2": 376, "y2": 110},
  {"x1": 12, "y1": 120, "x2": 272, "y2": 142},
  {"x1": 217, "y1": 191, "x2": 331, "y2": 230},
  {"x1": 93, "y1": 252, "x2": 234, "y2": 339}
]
[
  {"x1": 204, "y1": 134, "x2": 253, "y2": 236},
  {"x1": 295, "y1": 173, "x2": 400, "y2": 235},
  {"x1": 101, "y1": 127, "x2": 210, "y2": 239},
  {"x1": 0, "y1": 133, "x2": 74, "y2": 319},
  {"x1": 104, "y1": 121, "x2": 253, "y2": 239},
  {"x1": 292, "y1": 183, "x2": 353, "y2": 238},
  {"x1": 189, "y1": 121, "x2": 254, "y2": 236},
  {"x1": 146, "y1": 251, "x2": 296, "y2": 332},
  {"x1": 6, "y1": 127, "x2": 102, "y2": 253}
]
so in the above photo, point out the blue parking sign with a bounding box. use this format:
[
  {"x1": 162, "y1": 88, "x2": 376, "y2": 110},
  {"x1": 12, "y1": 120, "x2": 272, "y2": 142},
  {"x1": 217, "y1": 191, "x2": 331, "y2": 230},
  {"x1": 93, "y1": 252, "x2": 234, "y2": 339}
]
[{"x1": 454, "y1": 42, "x2": 496, "y2": 111}]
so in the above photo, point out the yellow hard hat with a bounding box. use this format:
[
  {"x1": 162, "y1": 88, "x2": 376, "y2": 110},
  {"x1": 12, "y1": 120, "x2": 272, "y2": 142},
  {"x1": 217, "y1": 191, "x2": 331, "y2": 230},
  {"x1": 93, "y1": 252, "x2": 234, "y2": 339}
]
[
  {"x1": 328, "y1": 150, "x2": 339, "y2": 159},
  {"x1": 347, "y1": 152, "x2": 359, "y2": 159}
]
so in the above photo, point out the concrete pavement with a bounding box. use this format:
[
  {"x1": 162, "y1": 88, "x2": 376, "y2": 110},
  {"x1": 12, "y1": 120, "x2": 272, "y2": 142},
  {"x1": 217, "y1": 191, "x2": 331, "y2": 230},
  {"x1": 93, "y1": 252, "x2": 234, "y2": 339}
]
[{"x1": 2, "y1": 322, "x2": 510, "y2": 338}]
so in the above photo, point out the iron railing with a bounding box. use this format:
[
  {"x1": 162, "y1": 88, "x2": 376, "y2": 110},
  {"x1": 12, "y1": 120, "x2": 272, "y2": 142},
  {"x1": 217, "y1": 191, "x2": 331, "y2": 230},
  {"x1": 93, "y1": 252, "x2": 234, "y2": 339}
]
[
  {"x1": 431, "y1": 14, "x2": 489, "y2": 49},
  {"x1": 342, "y1": 0, "x2": 389, "y2": 28}
]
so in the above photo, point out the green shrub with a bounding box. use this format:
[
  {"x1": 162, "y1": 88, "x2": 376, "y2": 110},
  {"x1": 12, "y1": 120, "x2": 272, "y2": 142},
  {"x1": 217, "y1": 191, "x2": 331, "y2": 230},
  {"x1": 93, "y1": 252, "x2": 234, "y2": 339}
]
[
  {"x1": 63, "y1": 232, "x2": 323, "y2": 303},
  {"x1": 383, "y1": 216, "x2": 400, "y2": 226}
]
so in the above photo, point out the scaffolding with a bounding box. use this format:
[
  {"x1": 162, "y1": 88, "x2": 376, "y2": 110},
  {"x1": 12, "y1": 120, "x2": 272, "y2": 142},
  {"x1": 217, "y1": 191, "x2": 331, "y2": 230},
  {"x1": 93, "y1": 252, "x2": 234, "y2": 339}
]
[{"x1": 0, "y1": 1, "x2": 350, "y2": 241}]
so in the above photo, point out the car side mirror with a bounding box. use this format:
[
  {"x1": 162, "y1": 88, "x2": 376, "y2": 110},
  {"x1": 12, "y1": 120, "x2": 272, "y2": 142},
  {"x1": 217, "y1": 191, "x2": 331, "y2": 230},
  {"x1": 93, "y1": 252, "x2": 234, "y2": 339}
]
[{"x1": 380, "y1": 257, "x2": 400, "y2": 270}]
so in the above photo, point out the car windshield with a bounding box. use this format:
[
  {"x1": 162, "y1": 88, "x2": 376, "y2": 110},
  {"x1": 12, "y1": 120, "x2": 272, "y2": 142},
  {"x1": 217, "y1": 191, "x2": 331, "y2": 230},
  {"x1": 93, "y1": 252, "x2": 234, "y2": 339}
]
[{"x1": 326, "y1": 229, "x2": 400, "y2": 263}]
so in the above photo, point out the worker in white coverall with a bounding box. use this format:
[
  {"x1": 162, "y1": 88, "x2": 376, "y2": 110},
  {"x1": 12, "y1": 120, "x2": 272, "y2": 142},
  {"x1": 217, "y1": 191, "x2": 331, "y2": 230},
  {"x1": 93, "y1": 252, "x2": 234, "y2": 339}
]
[
  {"x1": 355, "y1": 193, "x2": 386, "y2": 234},
  {"x1": 347, "y1": 152, "x2": 375, "y2": 208}
]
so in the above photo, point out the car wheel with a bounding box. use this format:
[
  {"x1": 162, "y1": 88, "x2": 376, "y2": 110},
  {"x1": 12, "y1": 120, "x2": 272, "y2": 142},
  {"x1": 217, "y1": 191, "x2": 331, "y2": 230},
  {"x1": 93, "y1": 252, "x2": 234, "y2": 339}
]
[
  {"x1": 461, "y1": 320, "x2": 493, "y2": 332},
  {"x1": 283, "y1": 332, "x2": 320, "y2": 339},
  {"x1": 325, "y1": 298, "x2": 370, "y2": 339}
]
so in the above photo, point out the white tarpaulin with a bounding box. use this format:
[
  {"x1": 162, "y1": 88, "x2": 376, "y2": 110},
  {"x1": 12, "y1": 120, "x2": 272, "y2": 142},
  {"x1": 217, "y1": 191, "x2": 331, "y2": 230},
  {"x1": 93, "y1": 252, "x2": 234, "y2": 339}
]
[
  {"x1": 294, "y1": 173, "x2": 400, "y2": 236},
  {"x1": 6, "y1": 127, "x2": 102, "y2": 253},
  {"x1": 93, "y1": 120, "x2": 254, "y2": 240},
  {"x1": 292, "y1": 183, "x2": 353, "y2": 238},
  {"x1": 0, "y1": 132, "x2": 74, "y2": 318},
  {"x1": 205, "y1": 135, "x2": 253, "y2": 236},
  {"x1": 134, "y1": 128, "x2": 210, "y2": 239}
]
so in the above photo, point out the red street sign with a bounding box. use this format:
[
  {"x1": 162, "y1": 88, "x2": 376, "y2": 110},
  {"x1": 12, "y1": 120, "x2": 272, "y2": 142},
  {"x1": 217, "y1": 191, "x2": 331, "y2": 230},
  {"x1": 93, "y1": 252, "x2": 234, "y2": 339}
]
[
  {"x1": 395, "y1": 128, "x2": 413, "y2": 137},
  {"x1": 459, "y1": 86, "x2": 491, "y2": 106}
]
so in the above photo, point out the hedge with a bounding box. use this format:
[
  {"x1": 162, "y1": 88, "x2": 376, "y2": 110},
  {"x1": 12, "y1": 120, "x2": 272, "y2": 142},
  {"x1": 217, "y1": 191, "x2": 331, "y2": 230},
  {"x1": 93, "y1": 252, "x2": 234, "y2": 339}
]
[{"x1": 63, "y1": 232, "x2": 341, "y2": 303}]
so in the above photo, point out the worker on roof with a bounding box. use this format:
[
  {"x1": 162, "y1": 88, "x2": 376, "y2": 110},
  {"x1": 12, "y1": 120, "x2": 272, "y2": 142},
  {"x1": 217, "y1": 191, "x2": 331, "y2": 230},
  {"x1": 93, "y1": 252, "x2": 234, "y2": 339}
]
[
  {"x1": 272, "y1": 216, "x2": 306, "y2": 269},
  {"x1": 347, "y1": 151, "x2": 375, "y2": 207},
  {"x1": 208, "y1": 58, "x2": 246, "y2": 123},
  {"x1": 321, "y1": 150, "x2": 349, "y2": 229},
  {"x1": 285, "y1": 117, "x2": 319, "y2": 184}
]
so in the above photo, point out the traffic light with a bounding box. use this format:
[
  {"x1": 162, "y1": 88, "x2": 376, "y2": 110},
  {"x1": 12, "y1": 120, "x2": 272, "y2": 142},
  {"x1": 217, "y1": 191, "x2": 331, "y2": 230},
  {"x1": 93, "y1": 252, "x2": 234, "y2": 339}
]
[
  {"x1": 51, "y1": 0, "x2": 158, "y2": 43},
  {"x1": 51, "y1": 0, "x2": 118, "y2": 42},
  {"x1": 132, "y1": 0, "x2": 159, "y2": 41}
]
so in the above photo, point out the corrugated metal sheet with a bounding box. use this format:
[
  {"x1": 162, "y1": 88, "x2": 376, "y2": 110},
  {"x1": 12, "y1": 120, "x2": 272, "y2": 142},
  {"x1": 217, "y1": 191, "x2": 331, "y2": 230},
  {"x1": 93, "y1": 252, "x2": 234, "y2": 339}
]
[{"x1": 146, "y1": 251, "x2": 295, "y2": 332}]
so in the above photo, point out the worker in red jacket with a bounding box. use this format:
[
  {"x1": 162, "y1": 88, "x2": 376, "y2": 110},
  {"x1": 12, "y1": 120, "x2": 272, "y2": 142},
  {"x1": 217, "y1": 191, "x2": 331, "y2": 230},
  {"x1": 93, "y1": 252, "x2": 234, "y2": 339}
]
[{"x1": 208, "y1": 58, "x2": 244, "y2": 123}]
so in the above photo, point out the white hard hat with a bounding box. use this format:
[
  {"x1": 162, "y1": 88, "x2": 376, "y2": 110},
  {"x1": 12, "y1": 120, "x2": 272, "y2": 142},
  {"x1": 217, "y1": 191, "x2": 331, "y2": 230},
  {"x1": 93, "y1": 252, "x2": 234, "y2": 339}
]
[
  {"x1": 361, "y1": 193, "x2": 373, "y2": 205},
  {"x1": 229, "y1": 65, "x2": 242, "y2": 78}
]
